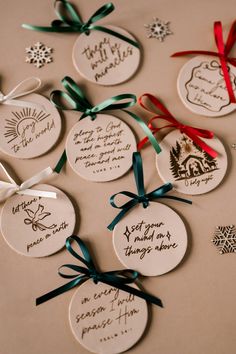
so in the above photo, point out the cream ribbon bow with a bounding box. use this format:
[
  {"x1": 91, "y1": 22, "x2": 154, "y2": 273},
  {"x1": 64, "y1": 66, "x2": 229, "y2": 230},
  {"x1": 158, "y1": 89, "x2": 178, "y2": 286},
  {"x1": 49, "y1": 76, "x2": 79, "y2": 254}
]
[
  {"x1": 0, "y1": 163, "x2": 57, "y2": 203},
  {"x1": 0, "y1": 77, "x2": 44, "y2": 109}
]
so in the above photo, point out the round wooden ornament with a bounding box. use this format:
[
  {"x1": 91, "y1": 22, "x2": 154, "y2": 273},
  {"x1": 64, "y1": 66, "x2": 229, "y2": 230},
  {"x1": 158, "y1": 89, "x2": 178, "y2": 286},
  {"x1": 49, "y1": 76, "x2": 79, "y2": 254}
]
[
  {"x1": 0, "y1": 92, "x2": 61, "y2": 159},
  {"x1": 69, "y1": 281, "x2": 148, "y2": 354},
  {"x1": 113, "y1": 203, "x2": 188, "y2": 276},
  {"x1": 156, "y1": 130, "x2": 227, "y2": 195},
  {"x1": 66, "y1": 114, "x2": 137, "y2": 182},
  {"x1": 1, "y1": 184, "x2": 76, "y2": 257},
  {"x1": 72, "y1": 25, "x2": 140, "y2": 86},
  {"x1": 177, "y1": 56, "x2": 236, "y2": 117}
]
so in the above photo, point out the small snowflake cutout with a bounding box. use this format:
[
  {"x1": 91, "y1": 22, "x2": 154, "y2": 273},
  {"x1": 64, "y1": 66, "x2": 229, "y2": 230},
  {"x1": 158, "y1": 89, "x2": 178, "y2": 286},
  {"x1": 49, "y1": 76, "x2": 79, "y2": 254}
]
[
  {"x1": 145, "y1": 17, "x2": 172, "y2": 42},
  {"x1": 212, "y1": 225, "x2": 236, "y2": 254},
  {"x1": 25, "y1": 42, "x2": 53, "y2": 68}
]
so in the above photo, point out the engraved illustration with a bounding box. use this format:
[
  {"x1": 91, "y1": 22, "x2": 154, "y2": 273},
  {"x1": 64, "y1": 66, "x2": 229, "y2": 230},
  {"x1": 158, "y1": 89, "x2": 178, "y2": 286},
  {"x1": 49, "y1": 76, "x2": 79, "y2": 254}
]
[
  {"x1": 169, "y1": 135, "x2": 218, "y2": 180},
  {"x1": 24, "y1": 204, "x2": 56, "y2": 231},
  {"x1": 4, "y1": 107, "x2": 51, "y2": 143},
  {"x1": 185, "y1": 60, "x2": 236, "y2": 112}
]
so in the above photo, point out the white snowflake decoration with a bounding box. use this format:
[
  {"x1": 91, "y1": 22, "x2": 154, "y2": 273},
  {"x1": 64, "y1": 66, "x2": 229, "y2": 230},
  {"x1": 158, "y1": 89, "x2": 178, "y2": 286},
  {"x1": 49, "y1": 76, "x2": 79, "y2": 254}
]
[
  {"x1": 145, "y1": 17, "x2": 172, "y2": 42},
  {"x1": 25, "y1": 42, "x2": 53, "y2": 68},
  {"x1": 212, "y1": 225, "x2": 236, "y2": 254}
]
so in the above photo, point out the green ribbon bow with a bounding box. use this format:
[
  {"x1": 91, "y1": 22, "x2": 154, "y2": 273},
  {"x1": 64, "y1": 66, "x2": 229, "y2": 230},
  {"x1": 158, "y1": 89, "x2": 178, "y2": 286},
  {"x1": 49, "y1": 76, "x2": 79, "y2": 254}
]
[
  {"x1": 52, "y1": 76, "x2": 161, "y2": 173},
  {"x1": 107, "y1": 152, "x2": 192, "y2": 231},
  {"x1": 52, "y1": 76, "x2": 136, "y2": 173},
  {"x1": 50, "y1": 76, "x2": 137, "y2": 120},
  {"x1": 22, "y1": 0, "x2": 139, "y2": 48},
  {"x1": 36, "y1": 235, "x2": 163, "y2": 307}
]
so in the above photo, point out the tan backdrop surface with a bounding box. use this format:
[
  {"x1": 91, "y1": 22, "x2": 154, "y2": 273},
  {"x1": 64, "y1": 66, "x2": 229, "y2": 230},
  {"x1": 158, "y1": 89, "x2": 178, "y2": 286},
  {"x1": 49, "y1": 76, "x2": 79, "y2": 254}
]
[{"x1": 0, "y1": 0, "x2": 236, "y2": 353}]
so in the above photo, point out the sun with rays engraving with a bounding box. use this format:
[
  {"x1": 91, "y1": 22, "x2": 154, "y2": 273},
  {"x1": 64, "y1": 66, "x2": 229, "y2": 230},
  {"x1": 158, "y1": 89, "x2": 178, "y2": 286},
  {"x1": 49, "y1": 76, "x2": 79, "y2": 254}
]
[{"x1": 4, "y1": 108, "x2": 51, "y2": 143}]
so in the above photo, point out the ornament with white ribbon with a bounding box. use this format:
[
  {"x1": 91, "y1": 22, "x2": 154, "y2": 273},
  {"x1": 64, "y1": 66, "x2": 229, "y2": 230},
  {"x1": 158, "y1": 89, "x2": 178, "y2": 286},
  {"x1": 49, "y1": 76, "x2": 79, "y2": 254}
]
[
  {"x1": 0, "y1": 163, "x2": 76, "y2": 257},
  {"x1": 0, "y1": 77, "x2": 62, "y2": 159},
  {"x1": 0, "y1": 162, "x2": 57, "y2": 203}
]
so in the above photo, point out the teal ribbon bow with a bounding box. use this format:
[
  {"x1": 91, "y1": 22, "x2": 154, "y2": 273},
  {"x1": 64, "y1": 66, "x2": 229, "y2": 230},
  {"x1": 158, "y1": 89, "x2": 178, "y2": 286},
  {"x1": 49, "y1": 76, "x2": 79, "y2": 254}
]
[
  {"x1": 51, "y1": 76, "x2": 137, "y2": 173},
  {"x1": 36, "y1": 235, "x2": 163, "y2": 307},
  {"x1": 22, "y1": 0, "x2": 139, "y2": 48},
  {"x1": 107, "y1": 152, "x2": 192, "y2": 231}
]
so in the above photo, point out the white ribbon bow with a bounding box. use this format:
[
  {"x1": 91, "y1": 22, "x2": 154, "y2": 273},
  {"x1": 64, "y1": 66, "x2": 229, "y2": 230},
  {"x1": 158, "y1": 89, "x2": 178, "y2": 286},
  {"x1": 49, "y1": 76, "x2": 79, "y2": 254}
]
[
  {"x1": 0, "y1": 163, "x2": 57, "y2": 203},
  {"x1": 0, "y1": 77, "x2": 44, "y2": 109}
]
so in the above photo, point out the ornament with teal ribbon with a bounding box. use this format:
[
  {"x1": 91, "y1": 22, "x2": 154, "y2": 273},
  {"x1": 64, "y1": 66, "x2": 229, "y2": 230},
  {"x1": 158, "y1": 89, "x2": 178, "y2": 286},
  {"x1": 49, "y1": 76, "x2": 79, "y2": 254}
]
[
  {"x1": 36, "y1": 235, "x2": 163, "y2": 307},
  {"x1": 51, "y1": 77, "x2": 161, "y2": 173},
  {"x1": 22, "y1": 0, "x2": 140, "y2": 49},
  {"x1": 108, "y1": 152, "x2": 192, "y2": 231}
]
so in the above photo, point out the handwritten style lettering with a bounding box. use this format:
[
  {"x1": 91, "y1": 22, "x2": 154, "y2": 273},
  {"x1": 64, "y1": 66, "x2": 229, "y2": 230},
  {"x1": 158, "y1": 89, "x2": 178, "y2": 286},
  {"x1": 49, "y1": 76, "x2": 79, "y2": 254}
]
[
  {"x1": 81, "y1": 37, "x2": 133, "y2": 82},
  {"x1": 73, "y1": 120, "x2": 133, "y2": 176},
  {"x1": 122, "y1": 219, "x2": 179, "y2": 260},
  {"x1": 185, "y1": 61, "x2": 236, "y2": 112}
]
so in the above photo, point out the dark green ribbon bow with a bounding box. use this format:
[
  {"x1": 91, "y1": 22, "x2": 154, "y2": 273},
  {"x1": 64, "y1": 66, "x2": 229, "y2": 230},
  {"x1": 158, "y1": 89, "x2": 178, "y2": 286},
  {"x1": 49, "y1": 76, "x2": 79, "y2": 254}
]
[
  {"x1": 51, "y1": 76, "x2": 138, "y2": 173},
  {"x1": 22, "y1": 0, "x2": 139, "y2": 48},
  {"x1": 50, "y1": 76, "x2": 137, "y2": 120},
  {"x1": 36, "y1": 235, "x2": 163, "y2": 307},
  {"x1": 108, "y1": 152, "x2": 192, "y2": 231}
]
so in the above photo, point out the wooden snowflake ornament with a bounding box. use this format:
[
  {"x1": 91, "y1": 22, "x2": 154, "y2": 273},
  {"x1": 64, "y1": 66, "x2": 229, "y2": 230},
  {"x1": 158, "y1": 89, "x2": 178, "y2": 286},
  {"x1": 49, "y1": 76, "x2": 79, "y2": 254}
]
[
  {"x1": 145, "y1": 18, "x2": 172, "y2": 42},
  {"x1": 212, "y1": 225, "x2": 236, "y2": 254},
  {"x1": 25, "y1": 42, "x2": 53, "y2": 68}
]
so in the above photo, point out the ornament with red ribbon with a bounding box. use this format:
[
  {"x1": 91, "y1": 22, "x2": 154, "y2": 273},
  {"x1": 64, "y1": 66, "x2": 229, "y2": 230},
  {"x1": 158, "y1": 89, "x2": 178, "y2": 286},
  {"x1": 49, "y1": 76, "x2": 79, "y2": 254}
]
[
  {"x1": 137, "y1": 93, "x2": 218, "y2": 158},
  {"x1": 172, "y1": 21, "x2": 236, "y2": 103}
]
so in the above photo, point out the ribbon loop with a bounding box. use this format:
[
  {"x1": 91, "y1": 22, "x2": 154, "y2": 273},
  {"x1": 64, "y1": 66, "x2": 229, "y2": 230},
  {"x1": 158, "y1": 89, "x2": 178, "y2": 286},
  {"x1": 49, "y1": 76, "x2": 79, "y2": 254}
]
[
  {"x1": 22, "y1": 1, "x2": 140, "y2": 48},
  {"x1": 107, "y1": 152, "x2": 192, "y2": 231},
  {"x1": 0, "y1": 163, "x2": 56, "y2": 203},
  {"x1": 0, "y1": 77, "x2": 44, "y2": 109},
  {"x1": 172, "y1": 20, "x2": 236, "y2": 103},
  {"x1": 137, "y1": 94, "x2": 218, "y2": 159},
  {"x1": 36, "y1": 235, "x2": 163, "y2": 308}
]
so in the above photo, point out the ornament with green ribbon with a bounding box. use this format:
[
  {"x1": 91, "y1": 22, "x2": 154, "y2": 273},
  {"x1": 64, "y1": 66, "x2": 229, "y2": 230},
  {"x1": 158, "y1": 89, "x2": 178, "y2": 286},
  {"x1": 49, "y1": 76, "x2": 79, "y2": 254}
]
[
  {"x1": 108, "y1": 152, "x2": 192, "y2": 230},
  {"x1": 22, "y1": 0, "x2": 140, "y2": 49},
  {"x1": 51, "y1": 76, "x2": 161, "y2": 173},
  {"x1": 36, "y1": 235, "x2": 163, "y2": 307}
]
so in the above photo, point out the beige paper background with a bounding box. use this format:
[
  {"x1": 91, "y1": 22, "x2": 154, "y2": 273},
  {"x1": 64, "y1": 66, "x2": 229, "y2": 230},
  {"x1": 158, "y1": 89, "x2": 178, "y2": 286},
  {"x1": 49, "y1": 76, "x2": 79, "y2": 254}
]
[{"x1": 0, "y1": 1, "x2": 236, "y2": 353}]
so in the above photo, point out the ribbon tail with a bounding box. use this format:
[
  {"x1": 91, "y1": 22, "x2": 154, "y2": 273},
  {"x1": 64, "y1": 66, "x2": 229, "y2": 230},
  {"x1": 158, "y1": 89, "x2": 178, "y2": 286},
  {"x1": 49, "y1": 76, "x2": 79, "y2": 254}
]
[
  {"x1": 158, "y1": 195, "x2": 192, "y2": 205},
  {"x1": 22, "y1": 24, "x2": 76, "y2": 32},
  {"x1": 123, "y1": 110, "x2": 161, "y2": 154},
  {"x1": 171, "y1": 50, "x2": 221, "y2": 58},
  {"x1": 100, "y1": 278, "x2": 163, "y2": 308},
  {"x1": 1, "y1": 99, "x2": 45, "y2": 110},
  {"x1": 36, "y1": 276, "x2": 87, "y2": 306},
  {"x1": 219, "y1": 57, "x2": 236, "y2": 103},
  {"x1": 186, "y1": 131, "x2": 218, "y2": 158},
  {"x1": 54, "y1": 150, "x2": 67, "y2": 174},
  {"x1": 17, "y1": 189, "x2": 57, "y2": 199},
  {"x1": 92, "y1": 25, "x2": 140, "y2": 49}
]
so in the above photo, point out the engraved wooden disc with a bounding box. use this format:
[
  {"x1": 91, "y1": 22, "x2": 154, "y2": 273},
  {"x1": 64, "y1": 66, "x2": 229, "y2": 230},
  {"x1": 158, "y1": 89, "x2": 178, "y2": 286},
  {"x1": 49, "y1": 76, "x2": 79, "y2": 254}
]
[
  {"x1": 177, "y1": 56, "x2": 236, "y2": 117},
  {"x1": 113, "y1": 203, "x2": 188, "y2": 276},
  {"x1": 69, "y1": 280, "x2": 148, "y2": 354},
  {"x1": 0, "y1": 184, "x2": 76, "y2": 257},
  {"x1": 66, "y1": 114, "x2": 137, "y2": 182},
  {"x1": 72, "y1": 25, "x2": 140, "y2": 86},
  {"x1": 156, "y1": 130, "x2": 227, "y2": 195},
  {"x1": 0, "y1": 93, "x2": 61, "y2": 159}
]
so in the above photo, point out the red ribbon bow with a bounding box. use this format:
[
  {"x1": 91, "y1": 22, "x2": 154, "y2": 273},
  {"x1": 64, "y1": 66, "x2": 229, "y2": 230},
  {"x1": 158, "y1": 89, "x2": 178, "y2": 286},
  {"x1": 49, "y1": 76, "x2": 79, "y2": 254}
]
[
  {"x1": 172, "y1": 21, "x2": 236, "y2": 103},
  {"x1": 137, "y1": 93, "x2": 218, "y2": 158}
]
